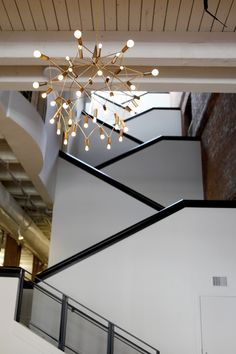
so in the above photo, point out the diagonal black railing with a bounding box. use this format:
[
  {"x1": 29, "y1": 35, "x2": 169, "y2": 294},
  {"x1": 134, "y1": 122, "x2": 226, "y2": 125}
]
[
  {"x1": 59, "y1": 151, "x2": 164, "y2": 211},
  {"x1": 0, "y1": 267, "x2": 160, "y2": 354},
  {"x1": 96, "y1": 136, "x2": 200, "y2": 170},
  {"x1": 38, "y1": 200, "x2": 236, "y2": 281}
]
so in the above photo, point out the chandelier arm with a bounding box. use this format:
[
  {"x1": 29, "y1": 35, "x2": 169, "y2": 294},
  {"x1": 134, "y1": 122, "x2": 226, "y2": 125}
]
[
  {"x1": 76, "y1": 124, "x2": 87, "y2": 138},
  {"x1": 99, "y1": 65, "x2": 133, "y2": 91},
  {"x1": 73, "y1": 64, "x2": 93, "y2": 81}
]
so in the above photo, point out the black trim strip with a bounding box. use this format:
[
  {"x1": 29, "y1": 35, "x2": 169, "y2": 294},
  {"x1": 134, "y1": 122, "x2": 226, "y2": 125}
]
[
  {"x1": 83, "y1": 111, "x2": 143, "y2": 145},
  {"x1": 124, "y1": 107, "x2": 181, "y2": 123},
  {"x1": 59, "y1": 151, "x2": 164, "y2": 211},
  {"x1": 0, "y1": 266, "x2": 21, "y2": 278},
  {"x1": 38, "y1": 200, "x2": 236, "y2": 281},
  {"x1": 96, "y1": 136, "x2": 200, "y2": 170}
]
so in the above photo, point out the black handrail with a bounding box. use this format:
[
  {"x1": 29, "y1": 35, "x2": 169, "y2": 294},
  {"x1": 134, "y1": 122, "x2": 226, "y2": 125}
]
[
  {"x1": 96, "y1": 136, "x2": 200, "y2": 170},
  {"x1": 124, "y1": 106, "x2": 181, "y2": 123},
  {"x1": 38, "y1": 199, "x2": 236, "y2": 281},
  {"x1": 59, "y1": 151, "x2": 164, "y2": 211}
]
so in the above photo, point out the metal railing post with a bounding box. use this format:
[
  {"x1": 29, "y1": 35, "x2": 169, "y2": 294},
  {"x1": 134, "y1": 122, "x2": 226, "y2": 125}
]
[
  {"x1": 58, "y1": 294, "x2": 68, "y2": 351},
  {"x1": 15, "y1": 268, "x2": 25, "y2": 322},
  {"x1": 107, "y1": 322, "x2": 114, "y2": 354}
]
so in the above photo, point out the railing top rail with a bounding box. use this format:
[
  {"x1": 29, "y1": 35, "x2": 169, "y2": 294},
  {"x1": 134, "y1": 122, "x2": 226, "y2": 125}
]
[
  {"x1": 59, "y1": 150, "x2": 164, "y2": 211},
  {"x1": 96, "y1": 135, "x2": 200, "y2": 170},
  {"x1": 38, "y1": 199, "x2": 236, "y2": 283}
]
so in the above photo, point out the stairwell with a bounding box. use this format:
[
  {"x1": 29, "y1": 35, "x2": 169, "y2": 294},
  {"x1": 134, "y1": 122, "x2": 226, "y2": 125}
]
[{"x1": 0, "y1": 95, "x2": 236, "y2": 354}]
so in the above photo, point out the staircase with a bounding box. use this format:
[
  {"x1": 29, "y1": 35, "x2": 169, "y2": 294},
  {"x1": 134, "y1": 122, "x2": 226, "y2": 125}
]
[
  {"x1": 0, "y1": 98, "x2": 235, "y2": 354},
  {"x1": 42, "y1": 127, "x2": 235, "y2": 354}
]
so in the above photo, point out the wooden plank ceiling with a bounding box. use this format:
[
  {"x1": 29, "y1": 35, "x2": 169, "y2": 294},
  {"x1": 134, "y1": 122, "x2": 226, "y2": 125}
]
[{"x1": 0, "y1": 0, "x2": 235, "y2": 32}]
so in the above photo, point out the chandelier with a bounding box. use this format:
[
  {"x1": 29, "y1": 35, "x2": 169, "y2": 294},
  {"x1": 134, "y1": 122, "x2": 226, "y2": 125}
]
[{"x1": 33, "y1": 30, "x2": 159, "y2": 151}]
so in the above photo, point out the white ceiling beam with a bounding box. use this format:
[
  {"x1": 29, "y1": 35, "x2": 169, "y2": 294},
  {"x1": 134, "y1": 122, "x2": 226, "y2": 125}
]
[
  {"x1": 0, "y1": 31, "x2": 236, "y2": 67},
  {"x1": 0, "y1": 65, "x2": 235, "y2": 92}
]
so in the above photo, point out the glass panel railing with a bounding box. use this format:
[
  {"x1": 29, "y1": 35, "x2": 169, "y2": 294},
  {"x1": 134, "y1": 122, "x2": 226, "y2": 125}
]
[
  {"x1": 17, "y1": 269, "x2": 160, "y2": 354},
  {"x1": 66, "y1": 300, "x2": 108, "y2": 354}
]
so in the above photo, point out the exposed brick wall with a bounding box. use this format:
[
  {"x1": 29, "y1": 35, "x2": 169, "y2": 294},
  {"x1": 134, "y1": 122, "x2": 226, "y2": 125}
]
[{"x1": 190, "y1": 93, "x2": 236, "y2": 200}]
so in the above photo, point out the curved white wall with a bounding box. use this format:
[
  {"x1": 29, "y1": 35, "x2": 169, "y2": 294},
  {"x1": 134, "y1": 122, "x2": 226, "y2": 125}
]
[{"x1": 0, "y1": 91, "x2": 59, "y2": 204}]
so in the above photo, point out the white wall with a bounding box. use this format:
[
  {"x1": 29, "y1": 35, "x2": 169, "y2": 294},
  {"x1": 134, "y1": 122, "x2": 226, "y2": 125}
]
[
  {"x1": 125, "y1": 109, "x2": 182, "y2": 141},
  {"x1": 0, "y1": 277, "x2": 61, "y2": 354},
  {"x1": 49, "y1": 157, "x2": 157, "y2": 265},
  {"x1": 47, "y1": 207, "x2": 236, "y2": 354},
  {"x1": 102, "y1": 140, "x2": 203, "y2": 207}
]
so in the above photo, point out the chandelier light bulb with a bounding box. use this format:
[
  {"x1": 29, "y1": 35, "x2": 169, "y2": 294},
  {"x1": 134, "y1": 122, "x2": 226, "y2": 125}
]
[
  {"x1": 33, "y1": 50, "x2": 41, "y2": 58},
  {"x1": 71, "y1": 123, "x2": 77, "y2": 137},
  {"x1": 68, "y1": 118, "x2": 73, "y2": 126},
  {"x1": 97, "y1": 70, "x2": 103, "y2": 76},
  {"x1": 120, "y1": 65, "x2": 124, "y2": 70},
  {"x1": 127, "y1": 39, "x2": 134, "y2": 48},
  {"x1": 63, "y1": 102, "x2": 69, "y2": 109},
  {"x1": 76, "y1": 90, "x2": 82, "y2": 98},
  {"x1": 74, "y1": 30, "x2": 82, "y2": 39},
  {"x1": 66, "y1": 56, "x2": 70, "y2": 61},
  {"x1": 50, "y1": 100, "x2": 56, "y2": 107},
  {"x1": 58, "y1": 74, "x2": 64, "y2": 81},
  {"x1": 98, "y1": 43, "x2": 102, "y2": 49},
  {"x1": 119, "y1": 135, "x2": 123, "y2": 142},
  {"x1": 100, "y1": 128, "x2": 105, "y2": 140},
  {"x1": 49, "y1": 118, "x2": 55, "y2": 124},
  {"x1": 107, "y1": 137, "x2": 111, "y2": 150},
  {"x1": 124, "y1": 126, "x2": 129, "y2": 133},
  {"x1": 116, "y1": 52, "x2": 121, "y2": 57},
  {"x1": 84, "y1": 137, "x2": 90, "y2": 151},
  {"x1": 56, "y1": 128, "x2": 61, "y2": 135},
  {"x1": 92, "y1": 117, "x2": 97, "y2": 123},
  {"x1": 33, "y1": 81, "x2": 39, "y2": 89},
  {"x1": 84, "y1": 115, "x2": 89, "y2": 128},
  {"x1": 68, "y1": 67, "x2": 73, "y2": 72},
  {"x1": 41, "y1": 92, "x2": 47, "y2": 99},
  {"x1": 130, "y1": 84, "x2": 136, "y2": 91},
  {"x1": 152, "y1": 68, "x2": 159, "y2": 77},
  {"x1": 18, "y1": 234, "x2": 24, "y2": 241},
  {"x1": 63, "y1": 138, "x2": 68, "y2": 145}
]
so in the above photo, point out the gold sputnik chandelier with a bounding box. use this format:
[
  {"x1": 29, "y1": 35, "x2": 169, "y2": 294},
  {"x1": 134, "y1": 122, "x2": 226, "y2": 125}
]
[{"x1": 33, "y1": 30, "x2": 159, "y2": 151}]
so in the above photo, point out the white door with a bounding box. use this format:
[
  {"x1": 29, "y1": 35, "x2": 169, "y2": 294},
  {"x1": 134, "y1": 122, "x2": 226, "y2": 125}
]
[{"x1": 200, "y1": 296, "x2": 236, "y2": 354}]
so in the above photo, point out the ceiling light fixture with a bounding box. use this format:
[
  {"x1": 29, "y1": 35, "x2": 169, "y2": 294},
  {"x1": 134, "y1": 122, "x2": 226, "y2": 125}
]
[{"x1": 33, "y1": 31, "x2": 159, "y2": 151}]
